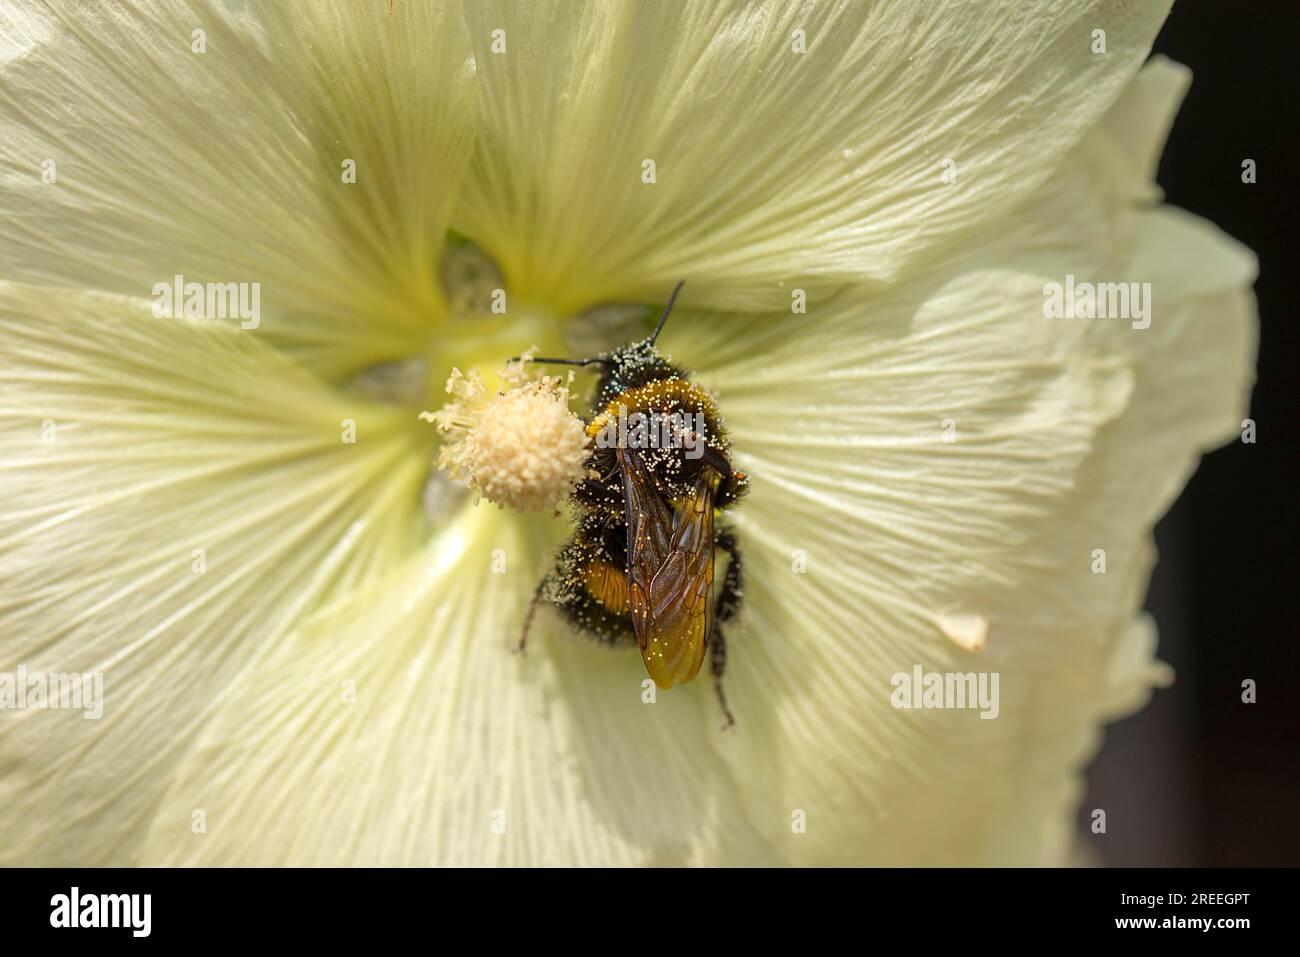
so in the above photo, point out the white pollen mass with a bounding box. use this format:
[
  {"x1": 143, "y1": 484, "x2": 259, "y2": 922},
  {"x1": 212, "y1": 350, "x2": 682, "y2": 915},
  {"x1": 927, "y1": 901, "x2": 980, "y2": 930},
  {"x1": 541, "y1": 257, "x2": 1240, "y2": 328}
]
[{"x1": 425, "y1": 357, "x2": 589, "y2": 512}]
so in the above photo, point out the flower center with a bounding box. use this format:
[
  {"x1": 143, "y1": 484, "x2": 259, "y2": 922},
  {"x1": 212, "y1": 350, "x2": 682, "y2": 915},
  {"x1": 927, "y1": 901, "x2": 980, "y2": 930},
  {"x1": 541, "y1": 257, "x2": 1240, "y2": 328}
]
[
  {"x1": 427, "y1": 360, "x2": 591, "y2": 513},
  {"x1": 344, "y1": 238, "x2": 661, "y2": 522}
]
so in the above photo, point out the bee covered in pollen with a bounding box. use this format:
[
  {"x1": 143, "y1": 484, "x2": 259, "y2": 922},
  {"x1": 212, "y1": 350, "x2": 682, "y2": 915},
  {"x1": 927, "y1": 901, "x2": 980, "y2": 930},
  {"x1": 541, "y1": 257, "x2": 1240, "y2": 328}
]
[{"x1": 519, "y1": 282, "x2": 749, "y2": 727}]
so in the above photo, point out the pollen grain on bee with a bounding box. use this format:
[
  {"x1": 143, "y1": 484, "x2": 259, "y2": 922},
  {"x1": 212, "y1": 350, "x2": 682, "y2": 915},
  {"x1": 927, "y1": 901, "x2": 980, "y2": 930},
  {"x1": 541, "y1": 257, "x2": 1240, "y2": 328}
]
[{"x1": 592, "y1": 405, "x2": 709, "y2": 460}]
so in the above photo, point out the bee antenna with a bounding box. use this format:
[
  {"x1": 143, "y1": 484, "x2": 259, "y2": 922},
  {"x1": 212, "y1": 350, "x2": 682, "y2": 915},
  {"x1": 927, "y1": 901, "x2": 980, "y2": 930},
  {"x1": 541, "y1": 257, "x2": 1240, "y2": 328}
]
[
  {"x1": 647, "y1": 280, "x2": 686, "y2": 348},
  {"x1": 511, "y1": 355, "x2": 610, "y2": 368}
]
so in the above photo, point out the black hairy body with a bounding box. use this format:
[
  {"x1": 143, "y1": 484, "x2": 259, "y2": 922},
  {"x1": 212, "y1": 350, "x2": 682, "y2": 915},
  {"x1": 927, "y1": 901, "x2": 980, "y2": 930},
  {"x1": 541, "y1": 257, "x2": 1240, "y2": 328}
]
[{"x1": 519, "y1": 286, "x2": 748, "y2": 726}]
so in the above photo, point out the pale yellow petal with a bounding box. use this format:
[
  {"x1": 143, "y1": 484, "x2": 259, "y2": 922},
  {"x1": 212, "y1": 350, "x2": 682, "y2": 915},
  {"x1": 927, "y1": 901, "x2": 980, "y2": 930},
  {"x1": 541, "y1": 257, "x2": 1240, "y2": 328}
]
[
  {"x1": 0, "y1": 284, "x2": 431, "y2": 864},
  {"x1": 656, "y1": 62, "x2": 1256, "y2": 865},
  {"x1": 1097, "y1": 54, "x2": 1191, "y2": 202},
  {"x1": 0, "y1": 0, "x2": 475, "y2": 380},
  {"x1": 455, "y1": 0, "x2": 1171, "y2": 313},
  {"x1": 671, "y1": 285, "x2": 1133, "y2": 864},
  {"x1": 138, "y1": 506, "x2": 778, "y2": 866}
]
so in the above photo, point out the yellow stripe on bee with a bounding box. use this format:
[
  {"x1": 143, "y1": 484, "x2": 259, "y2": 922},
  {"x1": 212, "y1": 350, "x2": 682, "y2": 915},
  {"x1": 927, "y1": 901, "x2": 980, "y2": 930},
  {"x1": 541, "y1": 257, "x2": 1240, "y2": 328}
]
[
  {"x1": 585, "y1": 379, "x2": 718, "y2": 439},
  {"x1": 583, "y1": 558, "x2": 630, "y2": 614}
]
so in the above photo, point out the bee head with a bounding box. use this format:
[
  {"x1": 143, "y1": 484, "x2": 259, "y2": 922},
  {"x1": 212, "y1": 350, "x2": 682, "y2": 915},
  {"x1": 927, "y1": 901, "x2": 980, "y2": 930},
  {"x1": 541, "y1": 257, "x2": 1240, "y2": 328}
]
[
  {"x1": 593, "y1": 340, "x2": 682, "y2": 408},
  {"x1": 519, "y1": 281, "x2": 687, "y2": 408}
]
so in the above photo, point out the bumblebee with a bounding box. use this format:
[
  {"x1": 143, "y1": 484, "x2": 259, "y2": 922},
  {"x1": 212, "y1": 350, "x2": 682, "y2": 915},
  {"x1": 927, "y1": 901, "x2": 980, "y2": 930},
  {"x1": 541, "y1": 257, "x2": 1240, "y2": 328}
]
[{"x1": 520, "y1": 282, "x2": 748, "y2": 727}]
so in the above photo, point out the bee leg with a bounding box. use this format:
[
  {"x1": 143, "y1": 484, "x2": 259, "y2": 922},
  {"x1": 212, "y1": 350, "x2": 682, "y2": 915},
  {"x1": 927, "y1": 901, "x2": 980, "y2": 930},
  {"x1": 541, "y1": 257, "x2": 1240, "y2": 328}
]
[
  {"x1": 711, "y1": 527, "x2": 742, "y2": 729},
  {"x1": 518, "y1": 574, "x2": 551, "y2": 656},
  {"x1": 710, "y1": 626, "x2": 735, "y2": 731},
  {"x1": 700, "y1": 444, "x2": 732, "y2": 478},
  {"x1": 715, "y1": 527, "x2": 743, "y2": 623}
]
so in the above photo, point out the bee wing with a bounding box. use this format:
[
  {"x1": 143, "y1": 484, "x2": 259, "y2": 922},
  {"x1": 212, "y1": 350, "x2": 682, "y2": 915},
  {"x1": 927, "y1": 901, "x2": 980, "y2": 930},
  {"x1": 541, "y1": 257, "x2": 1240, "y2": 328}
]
[{"x1": 617, "y1": 448, "x2": 715, "y2": 689}]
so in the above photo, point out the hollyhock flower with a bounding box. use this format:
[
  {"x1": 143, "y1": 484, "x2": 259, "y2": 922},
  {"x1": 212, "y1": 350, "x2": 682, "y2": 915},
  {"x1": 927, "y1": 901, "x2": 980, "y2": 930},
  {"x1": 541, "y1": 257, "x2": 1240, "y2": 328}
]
[{"x1": 0, "y1": 0, "x2": 1255, "y2": 865}]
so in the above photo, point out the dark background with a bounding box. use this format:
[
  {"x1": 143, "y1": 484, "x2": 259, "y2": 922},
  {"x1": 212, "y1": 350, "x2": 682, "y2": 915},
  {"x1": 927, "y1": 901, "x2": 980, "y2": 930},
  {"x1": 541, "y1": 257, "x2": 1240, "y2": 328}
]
[{"x1": 1081, "y1": 0, "x2": 1298, "y2": 866}]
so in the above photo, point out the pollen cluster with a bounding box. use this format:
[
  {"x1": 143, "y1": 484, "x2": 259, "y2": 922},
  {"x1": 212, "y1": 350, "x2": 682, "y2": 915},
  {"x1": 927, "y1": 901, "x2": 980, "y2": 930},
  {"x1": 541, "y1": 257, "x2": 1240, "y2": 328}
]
[{"x1": 424, "y1": 357, "x2": 589, "y2": 513}]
